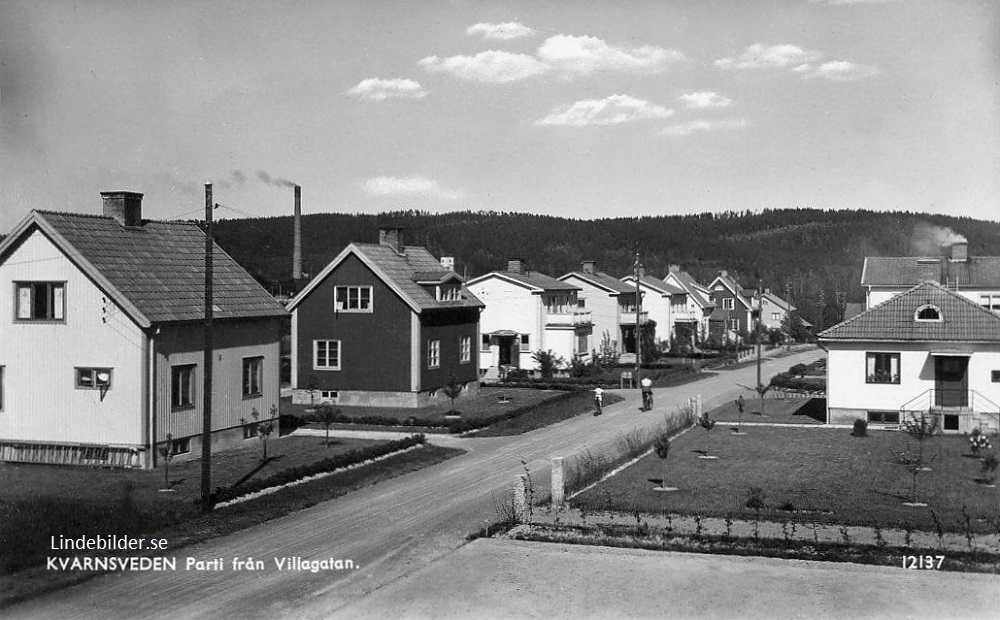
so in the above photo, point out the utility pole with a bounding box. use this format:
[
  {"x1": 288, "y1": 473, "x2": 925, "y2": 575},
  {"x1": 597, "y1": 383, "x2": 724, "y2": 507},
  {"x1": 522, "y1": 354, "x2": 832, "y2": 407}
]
[
  {"x1": 755, "y1": 282, "x2": 762, "y2": 395},
  {"x1": 201, "y1": 183, "x2": 214, "y2": 513},
  {"x1": 785, "y1": 282, "x2": 793, "y2": 351},
  {"x1": 634, "y1": 251, "x2": 641, "y2": 385}
]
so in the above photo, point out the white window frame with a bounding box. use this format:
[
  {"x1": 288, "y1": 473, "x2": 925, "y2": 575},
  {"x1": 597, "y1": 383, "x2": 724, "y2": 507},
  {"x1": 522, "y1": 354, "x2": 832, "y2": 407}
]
[
  {"x1": 722, "y1": 297, "x2": 735, "y2": 310},
  {"x1": 437, "y1": 284, "x2": 461, "y2": 302},
  {"x1": 460, "y1": 336, "x2": 472, "y2": 364},
  {"x1": 481, "y1": 334, "x2": 491, "y2": 352},
  {"x1": 314, "y1": 340, "x2": 341, "y2": 371},
  {"x1": 866, "y1": 352, "x2": 900, "y2": 384},
  {"x1": 428, "y1": 339, "x2": 440, "y2": 369},
  {"x1": 771, "y1": 312, "x2": 780, "y2": 321},
  {"x1": 15, "y1": 281, "x2": 66, "y2": 321},
  {"x1": 334, "y1": 285, "x2": 373, "y2": 312},
  {"x1": 171, "y1": 364, "x2": 196, "y2": 410},
  {"x1": 727, "y1": 319, "x2": 739, "y2": 330},
  {"x1": 171, "y1": 437, "x2": 191, "y2": 456},
  {"x1": 519, "y1": 334, "x2": 530, "y2": 352},
  {"x1": 75, "y1": 367, "x2": 112, "y2": 390},
  {"x1": 242, "y1": 356, "x2": 263, "y2": 396}
]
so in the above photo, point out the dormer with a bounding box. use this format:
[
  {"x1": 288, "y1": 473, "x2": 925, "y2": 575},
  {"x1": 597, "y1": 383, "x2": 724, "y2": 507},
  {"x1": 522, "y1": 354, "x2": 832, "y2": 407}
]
[
  {"x1": 915, "y1": 304, "x2": 943, "y2": 322},
  {"x1": 412, "y1": 270, "x2": 465, "y2": 302}
]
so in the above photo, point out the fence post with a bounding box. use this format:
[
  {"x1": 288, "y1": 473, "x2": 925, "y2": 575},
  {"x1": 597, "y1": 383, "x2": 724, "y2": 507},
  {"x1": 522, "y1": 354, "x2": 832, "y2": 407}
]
[
  {"x1": 514, "y1": 475, "x2": 527, "y2": 523},
  {"x1": 551, "y1": 457, "x2": 565, "y2": 508}
]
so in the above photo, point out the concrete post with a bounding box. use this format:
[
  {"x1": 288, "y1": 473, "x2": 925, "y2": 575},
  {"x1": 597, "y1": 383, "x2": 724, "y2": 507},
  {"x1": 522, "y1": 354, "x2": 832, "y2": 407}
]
[
  {"x1": 513, "y1": 475, "x2": 527, "y2": 522},
  {"x1": 551, "y1": 457, "x2": 565, "y2": 508}
]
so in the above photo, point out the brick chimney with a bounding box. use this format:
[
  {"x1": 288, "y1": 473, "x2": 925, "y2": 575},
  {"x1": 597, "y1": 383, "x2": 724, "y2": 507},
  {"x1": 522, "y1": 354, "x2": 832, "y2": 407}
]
[
  {"x1": 668, "y1": 264, "x2": 680, "y2": 274},
  {"x1": 638, "y1": 265, "x2": 646, "y2": 278},
  {"x1": 950, "y1": 241, "x2": 968, "y2": 262},
  {"x1": 582, "y1": 261, "x2": 596, "y2": 275},
  {"x1": 101, "y1": 191, "x2": 143, "y2": 227},
  {"x1": 440, "y1": 256, "x2": 455, "y2": 270},
  {"x1": 292, "y1": 185, "x2": 302, "y2": 281},
  {"x1": 719, "y1": 270, "x2": 728, "y2": 278},
  {"x1": 507, "y1": 258, "x2": 524, "y2": 274},
  {"x1": 379, "y1": 227, "x2": 403, "y2": 253}
]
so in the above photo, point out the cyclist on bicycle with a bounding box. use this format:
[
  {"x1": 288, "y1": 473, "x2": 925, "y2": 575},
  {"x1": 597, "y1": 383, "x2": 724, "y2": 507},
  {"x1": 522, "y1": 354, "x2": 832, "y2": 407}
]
[
  {"x1": 640, "y1": 376, "x2": 653, "y2": 411},
  {"x1": 593, "y1": 386, "x2": 604, "y2": 416}
]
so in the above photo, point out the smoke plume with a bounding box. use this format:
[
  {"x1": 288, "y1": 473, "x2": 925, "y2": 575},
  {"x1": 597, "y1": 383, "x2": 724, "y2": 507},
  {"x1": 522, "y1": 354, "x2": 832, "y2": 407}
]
[
  {"x1": 256, "y1": 171, "x2": 298, "y2": 188},
  {"x1": 910, "y1": 222, "x2": 967, "y2": 256}
]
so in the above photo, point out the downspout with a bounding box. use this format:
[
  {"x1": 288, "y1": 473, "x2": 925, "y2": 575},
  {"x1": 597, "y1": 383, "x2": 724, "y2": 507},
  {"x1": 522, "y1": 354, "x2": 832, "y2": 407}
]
[{"x1": 145, "y1": 328, "x2": 157, "y2": 469}]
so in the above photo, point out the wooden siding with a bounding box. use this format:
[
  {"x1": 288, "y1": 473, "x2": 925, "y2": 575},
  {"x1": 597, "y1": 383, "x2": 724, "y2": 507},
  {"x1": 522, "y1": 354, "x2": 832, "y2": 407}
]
[
  {"x1": 154, "y1": 319, "x2": 282, "y2": 442},
  {"x1": 419, "y1": 308, "x2": 480, "y2": 390},
  {"x1": 293, "y1": 253, "x2": 412, "y2": 392},
  {"x1": 0, "y1": 229, "x2": 146, "y2": 446}
]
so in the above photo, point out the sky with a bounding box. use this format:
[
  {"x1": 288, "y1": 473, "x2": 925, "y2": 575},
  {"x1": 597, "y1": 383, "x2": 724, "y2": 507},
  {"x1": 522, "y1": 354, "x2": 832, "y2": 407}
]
[{"x1": 2, "y1": 0, "x2": 998, "y2": 232}]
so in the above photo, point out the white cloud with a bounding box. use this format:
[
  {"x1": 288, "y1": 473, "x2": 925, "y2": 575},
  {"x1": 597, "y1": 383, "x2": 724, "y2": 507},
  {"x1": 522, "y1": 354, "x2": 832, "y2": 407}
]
[
  {"x1": 535, "y1": 95, "x2": 674, "y2": 127},
  {"x1": 364, "y1": 176, "x2": 463, "y2": 201},
  {"x1": 679, "y1": 91, "x2": 732, "y2": 109},
  {"x1": 714, "y1": 44, "x2": 823, "y2": 70},
  {"x1": 418, "y1": 51, "x2": 548, "y2": 84},
  {"x1": 538, "y1": 35, "x2": 685, "y2": 76},
  {"x1": 801, "y1": 60, "x2": 881, "y2": 81},
  {"x1": 347, "y1": 78, "x2": 428, "y2": 101},
  {"x1": 660, "y1": 118, "x2": 748, "y2": 137},
  {"x1": 466, "y1": 22, "x2": 536, "y2": 41}
]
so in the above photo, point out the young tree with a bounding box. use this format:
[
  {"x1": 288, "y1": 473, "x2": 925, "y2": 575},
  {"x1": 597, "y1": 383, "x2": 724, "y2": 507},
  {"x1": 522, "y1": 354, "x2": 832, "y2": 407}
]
[
  {"x1": 697, "y1": 411, "x2": 717, "y2": 456},
  {"x1": 531, "y1": 349, "x2": 565, "y2": 379},
  {"x1": 653, "y1": 434, "x2": 675, "y2": 490},
  {"x1": 316, "y1": 403, "x2": 340, "y2": 447},
  {"x1": 158, "y1": 433, "x2": 174, "y2": 492},
  {"x1": 902, "y1": 412, "x2": 939, "y2": 504},
  {"x1": 594, "y1": 331, "x2": 618, "y2": 370}
]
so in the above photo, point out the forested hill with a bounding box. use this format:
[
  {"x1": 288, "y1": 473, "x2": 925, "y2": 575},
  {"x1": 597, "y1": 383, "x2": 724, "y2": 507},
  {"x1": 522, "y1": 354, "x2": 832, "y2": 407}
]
[{"x1": 212, "y1": 208, "x2": 1000, "y2": 329}]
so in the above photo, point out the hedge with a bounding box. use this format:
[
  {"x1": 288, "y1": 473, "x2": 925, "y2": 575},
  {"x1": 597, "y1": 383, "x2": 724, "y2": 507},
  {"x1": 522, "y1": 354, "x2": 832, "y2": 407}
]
[{"x1": 209, "y1": 434, "x2": 426, "y2": 505}]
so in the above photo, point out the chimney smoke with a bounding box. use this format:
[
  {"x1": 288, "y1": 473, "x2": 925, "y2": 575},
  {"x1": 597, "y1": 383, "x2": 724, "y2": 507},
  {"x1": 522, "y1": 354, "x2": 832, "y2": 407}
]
[{"x1": 293, "y1": 185, "x2": 302, "y2": 281}]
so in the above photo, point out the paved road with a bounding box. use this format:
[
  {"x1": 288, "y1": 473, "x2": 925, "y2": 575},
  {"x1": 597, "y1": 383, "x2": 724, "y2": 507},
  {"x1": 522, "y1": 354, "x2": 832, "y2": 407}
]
[
  {"x1": 5, "y1": 349, "x2": 830, "y2": 620},
  {"x1": 338, "y1": 538, "x2": 1000, "y2": 620}
]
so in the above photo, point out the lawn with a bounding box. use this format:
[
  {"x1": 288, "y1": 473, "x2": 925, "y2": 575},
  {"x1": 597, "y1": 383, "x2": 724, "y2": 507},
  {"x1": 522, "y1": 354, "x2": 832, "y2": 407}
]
[
  {"x1": 573, "y1": 426, "x2": 1000, "y2": 534},
  {"x1": 0, "y1": 434, "x2": 462, "y2": 579},
  {"x1": 708, "y1": 397, "x2": 825, "y2": 425}
]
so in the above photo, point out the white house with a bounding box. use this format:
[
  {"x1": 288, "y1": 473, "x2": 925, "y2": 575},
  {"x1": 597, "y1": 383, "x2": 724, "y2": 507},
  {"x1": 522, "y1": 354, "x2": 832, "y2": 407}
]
[
  {"x1": 663, "y1": 265, "x2": 714, "y2": 349},
  {"x1": 620, "y1": 269, "x2": 685, "y2": 347},
  {"x1": 820, "y1": 281, "x2": 1000, "y2": 434},
  {"x1": 759, "y1": 289, "x2": 796, "y2": 330},
  {"x1": 466, "y1": 259, "x2": 591, "y2": 375},
  {"x1": 861, "y1": 241, "x2": 1000, "y2": 311},
  {"x1": 0, "y1": 192, "x2": 288, "y2": 468},
  {"x1": 560, "y1": 261, "x2": 646, "y2": 359}
]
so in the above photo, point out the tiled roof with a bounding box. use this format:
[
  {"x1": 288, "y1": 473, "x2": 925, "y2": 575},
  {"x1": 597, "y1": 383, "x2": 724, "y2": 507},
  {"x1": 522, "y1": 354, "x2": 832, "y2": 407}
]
[
  {"x1": 862, "y1": 256, "x2": 1000, "y2": 287},
  {"x1": 411, "y1": 270, "x2": 456, "y2": 283},
  {"x1": 25, "y1": 211, "x2": 287, "y2": 325},
  {"x1": 562, "y1": 271, "x2": 636, "y2": 294},
  {"x1": 819, "y1": 281, "x2": 1000, "y2": 342},
  {"x1": 622, "y1": 275, "x2": 685, "y2": 296},
  {"x1": 762, "y1": 291, "x2": 795, "y2": 312},
  {"x1": 669, "y1": 271, "x2": 714, "y2": 308},
  {"x1": 351, "y1": 244, "x2": 483, "y2": 311},
  {"x1": 495, "y1": 270, "x2": 580, "y2": 292}
]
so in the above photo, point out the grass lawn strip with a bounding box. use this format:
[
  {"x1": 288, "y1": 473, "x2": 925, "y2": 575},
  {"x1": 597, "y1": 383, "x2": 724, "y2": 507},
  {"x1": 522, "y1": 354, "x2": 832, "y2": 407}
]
[
  {"x1": 573, "y1": 425, "x2": 1000, "y2": 535},
  {"x1": 215, "y1": 443, "x2": 425, "y2": 508}
]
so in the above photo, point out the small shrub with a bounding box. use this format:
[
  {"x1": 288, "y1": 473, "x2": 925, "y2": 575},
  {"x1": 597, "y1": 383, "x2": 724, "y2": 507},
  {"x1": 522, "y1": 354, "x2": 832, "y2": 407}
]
[
  {"x1": 745, "y1": 486, "x2": 766, "y2": 511},
  {"x1": 852, "y1": 418, "x2": 868, "y2": 437},
  {"x1": 981, "y1": 452, "x2": 999, "y2": 484},
  {"x1": 778, "y1": 500, "x2": 795, "y2": 512}
]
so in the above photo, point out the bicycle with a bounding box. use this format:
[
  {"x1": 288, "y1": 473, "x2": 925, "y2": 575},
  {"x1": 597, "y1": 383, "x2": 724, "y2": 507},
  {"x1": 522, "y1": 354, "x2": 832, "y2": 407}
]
[
  {"x1": 593, "y1": 388, "x2": 604, "y2": 416},
  {"x1": 642, "y1": 390, "x2": 653, "y2": 411}
]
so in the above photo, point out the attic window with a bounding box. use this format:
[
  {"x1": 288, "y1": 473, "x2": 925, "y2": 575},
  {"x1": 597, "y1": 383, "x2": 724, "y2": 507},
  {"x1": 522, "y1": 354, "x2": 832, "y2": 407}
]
[{"x1": 915, "y1": 304, "x2": 942, "y2": 322}]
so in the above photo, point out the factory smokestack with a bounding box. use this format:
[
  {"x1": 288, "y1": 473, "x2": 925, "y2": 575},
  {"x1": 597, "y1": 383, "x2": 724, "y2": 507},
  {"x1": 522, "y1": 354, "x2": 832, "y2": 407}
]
[{"x1": 293, "y1": 185, "x2": 302, "y2": 281}]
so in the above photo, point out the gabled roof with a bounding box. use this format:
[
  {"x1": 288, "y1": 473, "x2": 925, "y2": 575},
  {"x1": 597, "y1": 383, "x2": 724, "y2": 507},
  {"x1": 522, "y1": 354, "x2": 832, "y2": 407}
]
[
  {"x1": 819, "y1": 281, "x2": 1000, "y2": 342},
  {"x1": 288, "y1": 243, "x2": 483, "y2": 314},
  {"x1": 621, "y1": 274, "x2": 685, "y2": 296},
  {"x1": 0, "y1": 210, "x2": 287, "y2": 328},
  {"x1": 561, "y1": 270, "x2": 636, "y2": 295},
  {"x1": 665, "y1": 270, "x2": 714, "y2": 308},
  {"x1": 412, "y1": 270, "x2": 463, "y2": 285},
  {"x1": 761, "y1": 291, "x2": 795, "y2": 313},
  {"x1": 707, "y1": 274, "x2": 753, "y2": 310},
  {"x1": 862, "y1": 256, "x2": 1000, "y2": 288},
  {"x1": 466, "y1": 269, "x2": 579, "y2": 293}
]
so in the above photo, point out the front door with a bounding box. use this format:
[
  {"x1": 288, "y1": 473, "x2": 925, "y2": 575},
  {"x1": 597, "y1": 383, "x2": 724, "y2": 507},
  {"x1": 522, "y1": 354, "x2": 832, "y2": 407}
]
[
  {"x1": 497, "y1": 336, "x2": 517, "y2": 367},
  {"x1": 621, "y1": 326, "x2": 636, "y2": 354},
  {"x1": 934, "y1": 356, "x2": 969, "y2": 407}
]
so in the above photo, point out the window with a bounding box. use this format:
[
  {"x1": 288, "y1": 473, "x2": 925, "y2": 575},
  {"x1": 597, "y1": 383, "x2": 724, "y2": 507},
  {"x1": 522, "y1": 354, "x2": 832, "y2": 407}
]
[
  {"x1": 980, "y1": 294, "x2": 1000, "y2": 312},
  {"x1": 866, "y1": 352, "x2": 900, "y2": 384},
  {"x1": 243, "y1": 424, "x2": 258, "y2": 439},
  {"x1": 171, "y1": 365, "x2": 196, "y2": 409},
  {"x1": 727, "y1": 319, "x2": 739, "y2": 330},
  {"x1": 915, "y1": 305, "x2": 942, "y2": 321},
  {"x1": 15, "y1": 282, "x2": 65, "y2": 321},
  {"x1": 481, "y1": 334, "x2": 491, "y2": 352},
  {"x1": 242, "y1": 357, "x2": 263, "y2": 396},
  {"x1": 577, "y1": 299, "x2": 586, "y2": 308},
  {"x1": 771, "y1": 312, "x2": 780, "y2": 321},
  {"x1": 314, "y1": 340, "x2": 341, "y2": 370},
  {"x1": 520, "y1": 334, "x2": 530, "y2": 352},
  {"x1": 170, "y1": 437, "x2": 190, "y2": 456},
  {"x1": 867, "y1": 411, "x2": 900, "y2": 424},
  {"x1": 428, "y1": 339, "x2": 440, "y2": 369},
  {"x1": 76, "y1": 367, "x2": 112, "y2": 390},
  {"x1": 722, "y1": 298, "x2": 735, "y2": 310},
  {"x1": 334, "y1": 286, "x2": 372, "y2": 312},
  {"x1": 460, "y1": 336, "x2": 471, "y2": 363},
  {"x1": 992, "y1": 370, "x2": 1000, "y2": 383},
  {"x1": 577, "y1": 334, "x2": 588, "y2": 354},
  {"x1": 438, "y1": 285, "x2": 461, "y2": 302},
  {"x1": 320, "y1": 390, "x2": 338, "y2": 402}
]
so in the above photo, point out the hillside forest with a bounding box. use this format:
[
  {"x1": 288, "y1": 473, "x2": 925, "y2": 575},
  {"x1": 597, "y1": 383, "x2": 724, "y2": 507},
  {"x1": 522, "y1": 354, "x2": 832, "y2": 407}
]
[{"x1": 210, "y1": 208, "x2": 1000, "y2": 332}]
